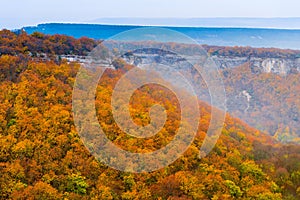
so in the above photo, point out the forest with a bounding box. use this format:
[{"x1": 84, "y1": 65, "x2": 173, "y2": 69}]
[{"x1": 1, "y1": 30, "x2": 300, "y2": 199}]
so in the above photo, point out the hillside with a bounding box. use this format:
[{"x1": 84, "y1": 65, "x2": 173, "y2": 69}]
[
  {"x1": 118, "y1": 43, "x2": 300, "y2": 143},
  {"x1": 205, "y1": 46, "x2": 300, "y2": 143}
]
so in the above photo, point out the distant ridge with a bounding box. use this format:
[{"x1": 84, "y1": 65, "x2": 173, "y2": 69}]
[{"x1": 89, "y1": 18, "x2": 300, "y2": 30}]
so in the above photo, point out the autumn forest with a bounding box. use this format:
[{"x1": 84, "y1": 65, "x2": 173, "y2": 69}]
[{"x1": 1, "y1": 30, "x2": 300, "y2": 200}]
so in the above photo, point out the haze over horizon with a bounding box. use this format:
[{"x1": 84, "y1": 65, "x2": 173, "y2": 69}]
[{"x1": 2, "y1": 0, "x2": 300, "y2": 29}]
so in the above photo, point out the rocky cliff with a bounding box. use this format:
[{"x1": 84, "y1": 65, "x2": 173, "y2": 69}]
[{"x1": 212, "y1": 56, "x2": 300, "y2": 76}]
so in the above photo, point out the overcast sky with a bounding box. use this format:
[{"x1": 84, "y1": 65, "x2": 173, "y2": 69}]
[{"x1": 1, "y1": 0, "x2": 299, "y2": 29}]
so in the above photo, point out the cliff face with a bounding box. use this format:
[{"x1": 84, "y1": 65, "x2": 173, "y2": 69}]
[
  {"x1": 212, "y1": 56, "x2": 300, "y2": 76},
  {"x1": 123, "y1": 47, "x2": 300, "y2": 76}
]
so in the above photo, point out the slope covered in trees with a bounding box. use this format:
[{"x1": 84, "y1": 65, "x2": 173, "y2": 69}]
[
  {"x1": 0, "y1": 55, "x2": 280, "y2": 199},
  {"x1": 221, "y1": 62, "x2": 300, "y2": 143}
]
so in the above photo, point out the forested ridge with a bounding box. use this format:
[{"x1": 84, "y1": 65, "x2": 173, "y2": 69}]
[
  {"x1": 0, "y1": 30, "x2": 98, "y2": 61},
  {"x1": 1, "y1": 30, "x2": 300, "y2": 199},
  {"x1": 2, "y1": 30, "x2": 300, "y2": 60}
]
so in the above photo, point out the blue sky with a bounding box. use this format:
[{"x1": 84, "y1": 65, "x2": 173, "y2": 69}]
[{"x1": 1, "y1": 0, "x2": 299, "y2": 29}]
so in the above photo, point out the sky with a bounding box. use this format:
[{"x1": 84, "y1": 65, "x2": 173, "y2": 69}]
[{"x1": 1, "y1": 0, "x2": 299, "y2": 29}]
